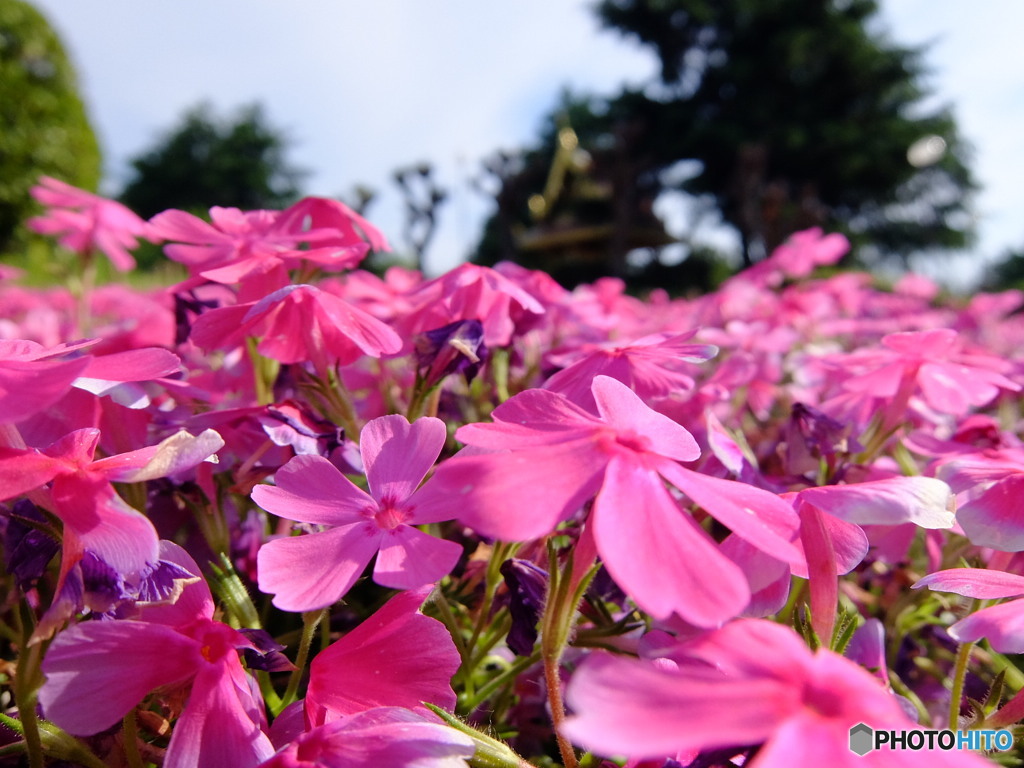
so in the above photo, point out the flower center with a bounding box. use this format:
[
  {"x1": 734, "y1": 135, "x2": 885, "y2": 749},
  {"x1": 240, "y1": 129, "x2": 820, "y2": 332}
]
[{"x1": 372, "y1": 497, "x2": 410, "y2": 531}]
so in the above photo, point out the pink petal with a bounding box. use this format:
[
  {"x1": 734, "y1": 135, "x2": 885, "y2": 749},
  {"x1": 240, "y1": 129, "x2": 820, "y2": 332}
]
[
  {"x1": 455, "y1": 387, "x2": 603, "y2": 449},
  {"x1": 913, "y1": 567, "x2": 1024, "y2": 599},
  {"x1": 373, "y1": 525, "x2": 462, "y2": 589},
  {"x1": 754, "y1": 714, "x2": 863, "y2": 768},
  {"x1": 658, "y1": 463, "x2": 804, "y2": 568},
  {"x1": 430, "y1": 440, "x2": 607, "y2": 541},
  {"x1": 305, "y1": 587, "x2": 459, "y2": 725},
  {"x1": 40, "y1": 621, "x2": 200, "y2": 735},
  {"x1": 164, "y1": 661, "x2": 273, "y2": 768},
  {"x1": 260, "y1": 708, "x2": 474, "y2": 768},
  {"x1": 81, "y1": 348, "x2": 181, "y2": 382},
  {"x1": 149, "y1": 209, "x2": 228, "y2": 252},
  {"x1": 948, "y1": 599, "x2": 1024, "y2": 652},
  {"x1": 97, "y1": 429, "x2": 224, "y2": 483},
  {"x1": 798, "y1": 500, "x2": 838, "y2": 643},
  {"x1": 257, "y1": 523, "x2": 381, "y2": 612},
  {"x1": 796, "y1": 477, "x2": 955, "y2": 529},
  {"x1": 189, "y1": 303, "x2": 257, "y2": 352},
  {"x1": 720, "y1": 535, "x2": 792, "y2": 618},
  {"x1": 361, "y1": 415, "x2": 445, "y2": 501},
  {"x1": 590, "y1": 376, "x2": 700, "y2": 462},
  {"x1": 956, "y1": 474, "x2": 1024, "y2": 550},
  {"x1": 252, "y1": 455, "x2": 373, "y2": 525},
  {"x1": 315, "y1": 289, "x2": 403, "y2": 359},
  {"x1": 51, "y1": 474, "x2": 160, "y2": 575},
  {"x1": 593, "y1": 457, "x2": 749, "y2": 625},
  {"x1": 138, "y1": 540, "x2": 215, "y2": 626},
  {"x1": 0, "y1": 448, "x2": 62, "y2": 500},
  {"x1": 0, "y1": 357, "x2": 90, "y2": 424},
  {"x1": 562, "y1": 652, "x2": 790, "y2": 759}
]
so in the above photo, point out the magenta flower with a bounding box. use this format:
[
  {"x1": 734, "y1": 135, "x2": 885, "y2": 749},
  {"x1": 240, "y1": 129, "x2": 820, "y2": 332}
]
[
  {"x1": 543, "y1": 331, "x2": 718, "y2": 410},
  {"x1": 791, "y1": 475, "x2": 955, "y2": 641},
  {"x1": 28, "y1": 176, "x2": 148, "y2": 272},
  {"x1": 0, "y1": 427, "x2": 223, "y2": 579},
  {"x1": 933, "y1": 448, "x2": 1024, "y2": 550},
  {"x1": 835, "y1": 328, "x2": 1020, "y2": 424},
  {"x1": 40, "y1": 542, "x2": 274, "y2": 768},
  {"x1": 733, "y1": 227, "x2": 849, "y2": 287},
  {"x1": 252, "y1": 415, "x2": 461, "y2": 611},
  {"x1": 259, "y1": 707, "x2": 474, "y2": 768},
  {"x1": 0, "y1": 339, "x2": 180, "y2": 426},
  {"x1": 399, "y1": 263, "x2": 545, "y2": 347},
  {"x1": 150, "y1": 197, "x2": 377, "y2": 290},
  {"x1": 190, "y1": 284, "x2": 402, "y2": 373},
  {"x1": 562, "y1": 619, "x2": 989, "y2": 767},
  {"x1": 914, "y1": 568, "x2": 1024, "y2": 652},
  {"x1": 304, "y1": 587, "x2": 461, "y2": 727},
  {"x1": 430, "y1": 376, "x2": 802, "y2": 626}
]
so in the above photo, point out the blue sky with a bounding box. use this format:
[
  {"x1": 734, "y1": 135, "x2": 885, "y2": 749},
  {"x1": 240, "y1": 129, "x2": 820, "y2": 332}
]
[{"x1": 30, "y1": 1, "x2": 1024, "y2": 285}]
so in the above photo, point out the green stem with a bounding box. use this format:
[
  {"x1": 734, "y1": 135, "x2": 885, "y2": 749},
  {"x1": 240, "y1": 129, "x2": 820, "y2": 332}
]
[
  {"x1": 433, "y1": 592, "x2": 472, "y2": 698},
  {"x1": 540, "y1": 539, "x2": 592, "y2": 768},
  {"x1": 14, "y1": 609, "x2": 44, "y2": 768},
  {"x1": 280, "y1": 609, "x2": 326, "y2": 711},
  {"x1": 323, "y1": 367, "x2": 361, "y2": 438},
  {"x1": 461, "y1": 653, "x2": 541, "y2": 715},
  {"x1": 426, "y1": 704, "x2": 538, "y2": 768},
  {"x1": 949, "y1": 640, "x2": 975, "y2": 729},
  {"x1": 122, "y1": 711, "x2": 144, "y2": 768},
  {"x1": 491, "y1": 347, "x2": 510, "y2": 402}
]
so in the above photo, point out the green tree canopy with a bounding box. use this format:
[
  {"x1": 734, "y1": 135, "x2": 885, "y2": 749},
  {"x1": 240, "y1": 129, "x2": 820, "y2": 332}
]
[
  {"x1": 118, "y1": 102, "x2": 304, "y2": 219},
  {"x1": 0, "y1": 0, "x2": 101, "y2": 256},
  {"x1": 475, "y1": 0, "x2": 976, "y2": 287},
  {"x1": 595, "y1": 0, "x2": 976, "y2": 266}
]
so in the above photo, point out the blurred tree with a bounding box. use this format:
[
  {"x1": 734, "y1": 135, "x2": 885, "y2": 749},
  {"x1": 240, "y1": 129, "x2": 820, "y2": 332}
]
[
  {"x1": 119, "y1": 102, "x2": 304, "y2": 219},
  {"x1": 476, "y1": 0, "x2": 976, "y2": 287},
  {"x1": 0, "y1": 0, "x2": 101, "y2": 257},
  {"x1": 597, "y1": 0, "x2": 977, "y2": 267},
  {"x1": 981, "y1": 248, "x2": 1024, "y2": 293}
]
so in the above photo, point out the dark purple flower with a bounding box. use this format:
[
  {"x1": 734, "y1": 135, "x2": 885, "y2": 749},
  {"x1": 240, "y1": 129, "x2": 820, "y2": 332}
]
[
  {"x1": 135, "y1": 558, "x2": 201, "y2": 604},
  {"x1": 2, "y1": 500, "x2": 59, "y2": 591},
  {"x1": 239, "y1": 628, "x2": 295, "y2": 672},
  {"x1": 414, "y1": 319, "x2": 487, "y2": 388},
  {"x1": 258, "y1": 399, "x2": 343, "y2": 456},
  {"x1": 786, "y1": 401, "x2": 861, "y2": 475},
  {"x1": 173, "y1": 289, "x2": 220, "y2": 346},
  {"x1": 501, "y1": 558, "x2": 548, "y2": 656}
]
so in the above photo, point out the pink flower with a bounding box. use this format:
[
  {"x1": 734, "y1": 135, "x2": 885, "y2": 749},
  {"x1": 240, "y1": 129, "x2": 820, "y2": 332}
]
[
  {"x1": 303, "y1": 587, "x2": 461, "y2": 727},
  {"x1": 430, "y1": 376, "x2": 802, "y2": 626},
  {"x1": 834, "y1": 329, "x2": 1020, "y2": 424},
  {"x1": 276, "y1": 196, "x2": 390, "y2": 254},
  {"x1": 150, "y1": 197, "x2": 378, "y2": 291},
  {"x1": 543, "y1": 331, "x2": 717, "y2": 410},
  {"x1": 39, "y1": 541, "x2": 274, "y2": 768},
  {"x1": 562, "y1": 619, "x2": 988, "y2": 767},
  {"x1": 259, "y1": 707, "x2": 474, "y2": 768},
  {"x1": 933, "y1": 448, "x2": 1024, "y2": 551},
  {"x1": 28, "y1": 176, "x2": 148, "y2": 272},
  {"x1": 252, "y1": 415, "x2": 461, "y2": 611},
  {"x1": 190, "y1": 284, "x2": 402, "y2": 373},
  {"x1": 398, "y1": 263, "x2": 545, "y2": 347},
  {"x1": 914, "y1": 568, "x2": 1024, "y2": 652},
  {"x1": 0, "y1": 338, "x2": 181, "y2": 425},
  {"x1": 0, "y1": 428, "x2": 223, "y2": 578}
]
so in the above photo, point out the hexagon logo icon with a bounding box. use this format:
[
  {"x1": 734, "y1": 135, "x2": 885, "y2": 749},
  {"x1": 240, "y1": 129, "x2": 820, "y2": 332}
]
[{"x1": 849, "y1": 723, "x2": 874, "y2": 756}]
